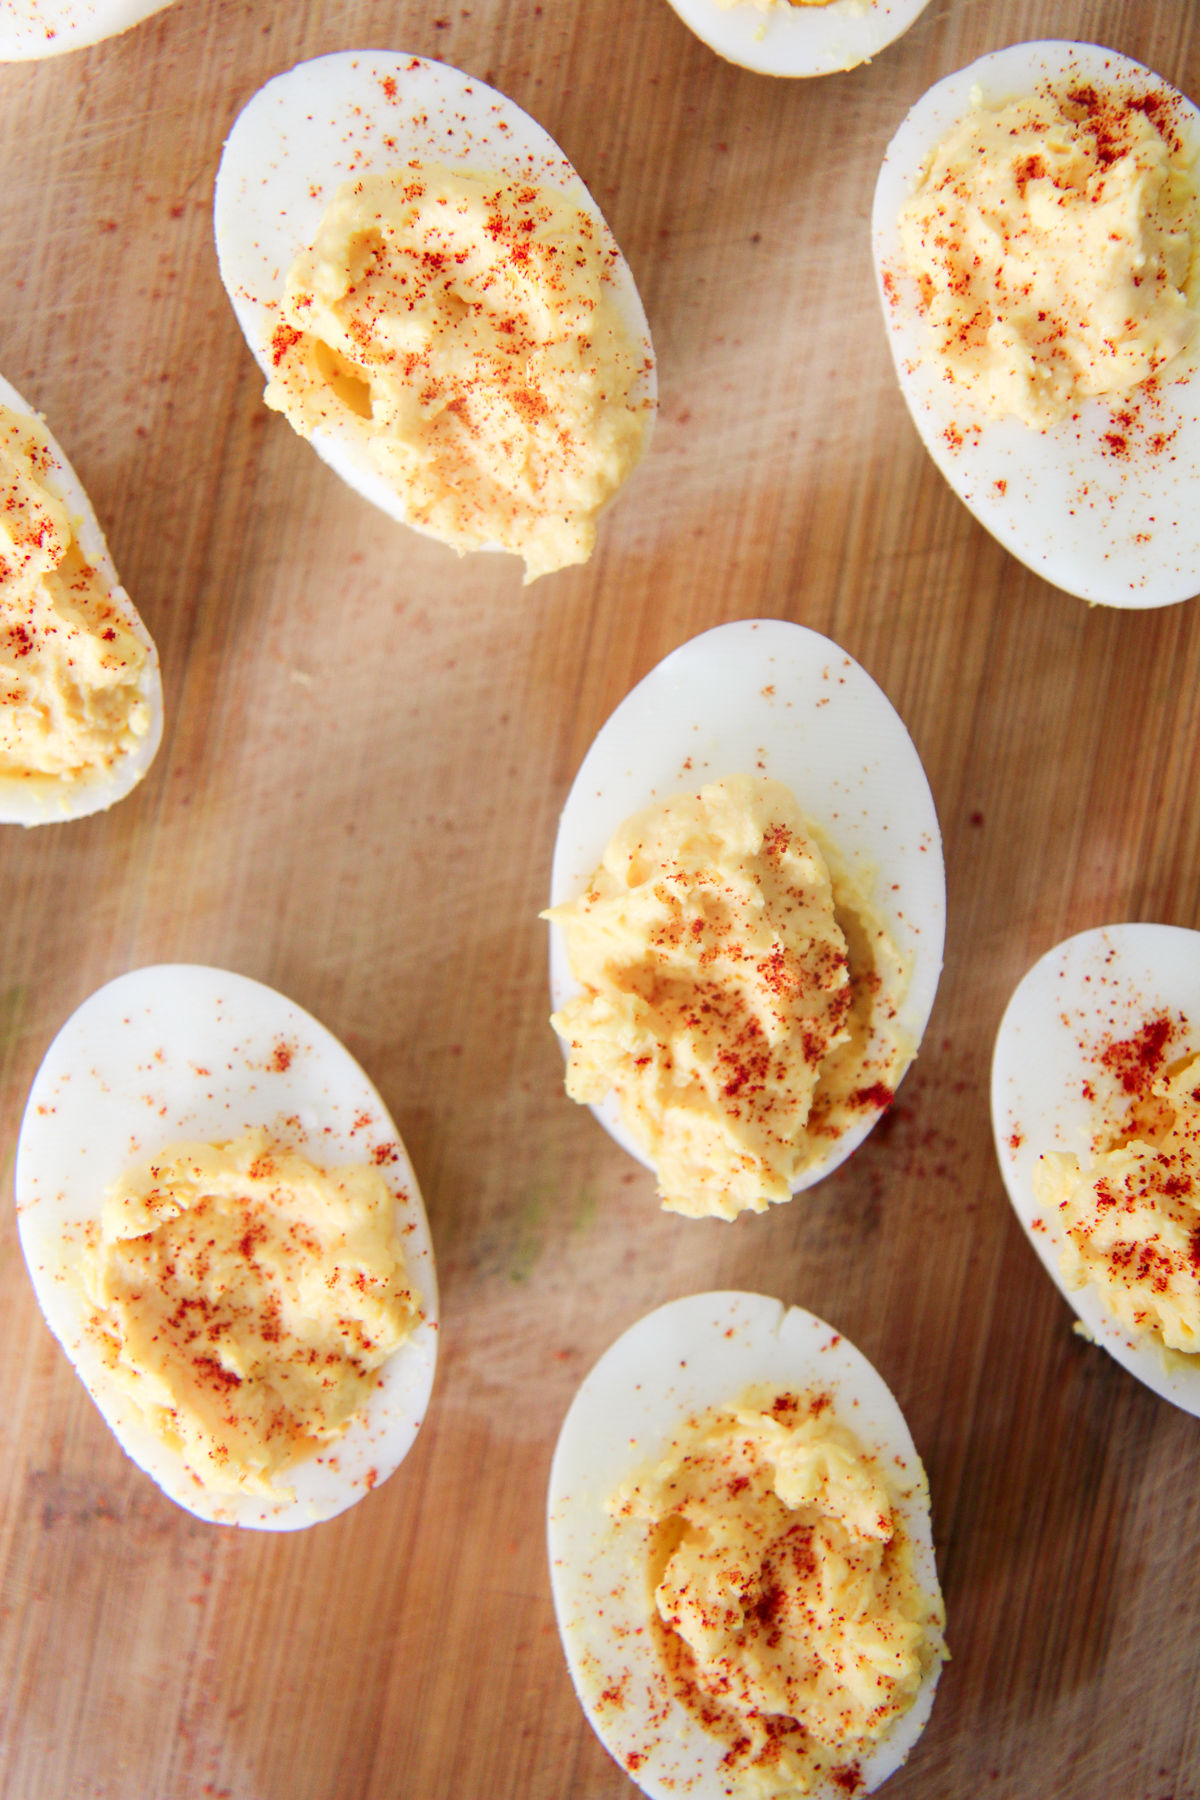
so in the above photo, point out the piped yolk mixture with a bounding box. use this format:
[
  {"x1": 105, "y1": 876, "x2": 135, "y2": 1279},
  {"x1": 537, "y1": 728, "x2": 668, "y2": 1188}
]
[
  {"x1": 899, "y1": 79, "x2": 1200, "y2": 425},
  {"x1": 79, "y1": 1131, "x2": 420, "y2": 1495},
  {"x1": 265, "y1": 164, "x2": 652, "y2": 582},
  {"x1": 0, "y1": 404, "x2": 149, "y2": 786},
  {"x1": 611, "y1": 1388, "x2": 946, "y2": 1798},
  {"x1": 1034, "y1": 1031, "x2": 1200, "y2": 1357},
  {"x1": 547, "y1": 775, "x2": 908, "y2": 1220}
]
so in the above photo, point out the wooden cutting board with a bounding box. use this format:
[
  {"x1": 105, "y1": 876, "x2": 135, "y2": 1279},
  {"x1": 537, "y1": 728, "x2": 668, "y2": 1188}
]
[{"x1": 1, "y1": 1, "x2": 1199, "y2": 1796}]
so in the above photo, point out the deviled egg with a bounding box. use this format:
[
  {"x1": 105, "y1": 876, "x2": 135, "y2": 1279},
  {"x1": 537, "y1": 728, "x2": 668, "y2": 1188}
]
[
  {"x1": 548, "y1": 1291, "x2": 947, "y2": 1799},
  {"x1": 214, "y1": 51, "x2": 656, "y2": 582},
  {"x1": 873, "y1": 42, "x2": 1200, "y2": 608},
  {"x1": 0, "y1": 373, "x2": 162, "y2": 825},
  {"x1": 545, "y1": 619, "x2": 945, "y2": 1217},
  {"x1": 0, "y1": 0, "x2": 173, "y2": 59},
  {"x1": 15, "y1": 964, "x2": 439, "y2": 1527},
  {"x1": 660, "y1": 0, "x2": 932, "y2": 80},
  {"x1": 992, "y1": 923, "x2": 1200, "y2": 1416}
]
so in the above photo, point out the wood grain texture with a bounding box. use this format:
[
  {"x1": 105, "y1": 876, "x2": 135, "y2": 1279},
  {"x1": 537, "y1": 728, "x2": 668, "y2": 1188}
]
[{"x1": 1, "y1": 1, "x2": 1199, "y2": 1796}]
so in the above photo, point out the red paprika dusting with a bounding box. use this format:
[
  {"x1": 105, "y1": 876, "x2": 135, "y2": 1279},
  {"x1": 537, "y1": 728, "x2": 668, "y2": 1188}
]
[
  {"x1": 1100, "y1": 1013, "x2": 1173, "y2": 1096},
  {"x1": 192, "y1": 1355, "x2": 242, "y2": 1396},
  {"x1": 849, "y1": 1082, "x2": 894, "y2": 1112},
  {"x1": 237, "y1": 1219, "x2": 268, "y2": 1261},
  {"x1": 270, "y1": 322, "x2": 303, "y2": 367}
]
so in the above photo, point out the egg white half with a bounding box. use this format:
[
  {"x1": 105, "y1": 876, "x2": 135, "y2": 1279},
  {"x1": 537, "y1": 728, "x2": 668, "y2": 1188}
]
[
  {"x1": 547, "y1": 618, "x2": 945, "y2": 1192},
  {"x1": 213, "y1": 50, "x2": 656, "y2": 546},
  {"x1": 0, "y1": 372, "x2": 163, "y2": 826},
  {"x1": 15, "y1": 964, "x2": 440, "y2": 1528},
  {"x1": 0, "y1": 0, "x2": 172, "y2": 59},
  {"x1": 991, "y1": 922, "x2": 1200, "y2": 1416},
  {"x1": 547, "y1": 1290, "x2": 945, "y2": 1800},
  {"x1": 872, "y1": 41, "x2": 1200, "y2": 608},
  {"x1": 661, "y1": 0, "x2": 932, "y2": 79}
]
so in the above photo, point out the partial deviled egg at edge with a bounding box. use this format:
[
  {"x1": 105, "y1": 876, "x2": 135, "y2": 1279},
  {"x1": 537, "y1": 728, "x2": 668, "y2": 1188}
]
[
  {"x1": 15, "y1": 965, "x2": 440, "y2": 1528},
  {"x1": 548, "y1": 1291, "x2": 947, "y2": 1800},
  {"x1": 0, "y1": 373, "x2": 162, "y2": 825},
  {"x1": 873, "y1": 42, "x2": 1200, "y2": 608},
  {"x1": 992, "y1": 923, "x2": 1200, "y2": 1416},
  {"x1": 214, "y1": 51, "x2": 656, "y2": 582},
  {"x1": 661, "y1": 0, "x2": 933, "y2": 79},
  {"x1": 545, "y1": 619, "x2": 945, "y2": 1216},
  {"x1": 0, "y1": 0, "x2": 173, "y2": 58}
]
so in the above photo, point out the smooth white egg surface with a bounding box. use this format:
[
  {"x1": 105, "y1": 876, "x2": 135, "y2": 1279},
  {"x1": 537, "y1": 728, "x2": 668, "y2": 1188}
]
[
  {"x1": 0, "y1": 372, "x2": 162, "y2": 826},
  {"x1": 660, "y1": 0, "x2": 932, "y2": 79},
  {"x1": 547, "y1": 1291, "x2": 945, "y2": 1799},
  {"x1": 547, "y1": 618, "x2": 945, "y2": 1194},
  {"x1": 872, "y1": 41, "x2": 1200, "y2": 608},
  {"x1": 0, "y1": 0, "x2": 172, "y2": 59},
  {"x1": 15, "y1": 964, "x2": 439, "y2": 1528},
  {"x1": 213, "y1": 50, "x2": 656, "y2": 559},
  {"x1": 991, "y1": 923, "x2": 1200, "y2": 1416}
]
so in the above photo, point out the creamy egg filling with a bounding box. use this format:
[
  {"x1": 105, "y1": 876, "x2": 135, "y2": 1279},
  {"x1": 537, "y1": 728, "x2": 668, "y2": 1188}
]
[
  {"x1": 610, "y1": 1388, "x2": 946, "y2": 1799},
  {"x1": 77, "y1": 1131, "x2": 420, "y2": 1496},
  {"x1": 0, "y1": 404, "x2": 149, "y2": 783},
  {"x1": 546, "y1": 774, "x2": 909, "y2": 1220},
  {"x1": 264, "y1": 164, "x2": 651, "y2": 582},
  {"x1": 714, "y1": 0, "x2": 838, "y2": 10},
  {"x1": 898, "y1": 79, "x2": 1200, "y2": 425},
  {"x1": 1034, "y1": 1052, "x2": 1200, "y2": 1357}
]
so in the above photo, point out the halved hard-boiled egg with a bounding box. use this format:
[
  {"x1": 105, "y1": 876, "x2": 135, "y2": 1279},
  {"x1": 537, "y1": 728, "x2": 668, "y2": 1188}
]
[
  {"x1": 214, "y1": 51, "x2": 656, "y2": 582},
  {"x1": 15, "y1": 964, "x2": 439, "y2": 1528},
  {"x1": 548, "y1": 1290, "x2": 947, "y2": 1799},
  {"x1": 545, "y1": 619, "x2": 945, "y2": 1215},
  {"x1": 0, "y1": 372, "x2": 162, "y2": 826},
  {"x1": 992, "y1": 923, "x2": 1200, "y2": 1416},
  {"x1": 873, "y1": 42, "x2": 1200, "y2": 608},
  {"x1": 660, "y1": 0, "x2": 932, "y2": 79},
  {"x1": 0, "y1": 0, "x2": 173, "y2": 59}
]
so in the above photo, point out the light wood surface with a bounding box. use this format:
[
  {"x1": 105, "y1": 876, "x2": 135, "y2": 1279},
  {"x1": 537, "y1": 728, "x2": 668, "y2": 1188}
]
[{"x1": 2, "y1": 2, "x2": 1199, "y2": 1797}]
